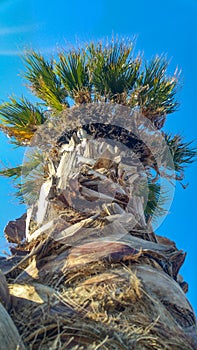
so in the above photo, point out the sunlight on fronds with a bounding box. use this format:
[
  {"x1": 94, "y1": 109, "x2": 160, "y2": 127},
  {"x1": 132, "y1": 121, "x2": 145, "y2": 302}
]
[
  {"x1": 88, "y1": 41, "x2": 141, "y2": 101},
  {"x1": 132, "y1": 57, "x2": 178, "y2": 126},
  {"x1": 24, "y1": 51, "x2": 68, "y2": 111},
  {"x1": 0, "y1": 96, "x2": 46, "y2": 144},
  {"x1": 55, "y1": 50, "x2": 91, "y2": 103}
]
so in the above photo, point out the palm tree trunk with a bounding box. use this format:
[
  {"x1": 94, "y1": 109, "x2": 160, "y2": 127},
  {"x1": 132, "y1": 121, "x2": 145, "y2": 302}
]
[{"x1": 1, "y1": 134, "x2": 197, "y2": 350}]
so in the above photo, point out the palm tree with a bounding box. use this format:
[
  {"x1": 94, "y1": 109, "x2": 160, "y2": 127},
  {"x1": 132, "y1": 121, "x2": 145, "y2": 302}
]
[{"x1": 0, "y1": 39, "x2": 197, "y2": 349}]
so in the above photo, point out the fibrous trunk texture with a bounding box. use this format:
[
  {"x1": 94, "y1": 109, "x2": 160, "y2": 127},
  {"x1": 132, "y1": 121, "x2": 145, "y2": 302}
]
[{"x1": 1, "y1": 131, "x2": 197, "y2": 350}]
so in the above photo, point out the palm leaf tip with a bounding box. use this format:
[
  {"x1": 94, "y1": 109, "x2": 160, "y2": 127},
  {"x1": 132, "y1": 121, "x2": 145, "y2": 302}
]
[
  {"x1": 0, "y1": 165, "x2": 22, "y2": 179},
  {"x1": 164, "y1": 134, "x2": 197, "y2": 175}
]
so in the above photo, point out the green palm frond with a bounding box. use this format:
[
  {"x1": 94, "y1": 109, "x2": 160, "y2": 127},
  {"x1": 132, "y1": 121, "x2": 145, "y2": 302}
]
[
  {"x1": 15, "y1": 170, "x2": 43, "y2": 206},
  {"x1": 0, "y1": 96, "x2": 46, "y2": 144},
  {"x1": 164, "y1": 134, "x2": 197, "y2": 180},
  {"x1": 0, "y1": 149, "x2": 45, "y2": 205},
  {"x1": 0, "y1": 148, "x2": 44, "y2": 179},
  {"x1": 0, "y1": 165, "x2": 22, "y2": 179},
  {"x1": 132, "y1": 57, "x2": 178, "y2": 124},
  {"x1": 88, "y1": 41, "x2": 141, "y2": 101},
  {"x1": 16, "y1": 167, "x2": 44, "y2": 205},
  {"x1": 24, "y1": 51, "x2": 68, "y2": 111},
  {"x1": 133, "y1": 175, "x2": 167, "y2": 221},
  {"x1": 19, "y1": 149, "x2": 45, "y2": 206},
  {"x1": 144, "y1": 182, "x2": 167, "y2": 220},
  {"x1": 56, "y1": 50, "x2": 91, "y2": 103}
]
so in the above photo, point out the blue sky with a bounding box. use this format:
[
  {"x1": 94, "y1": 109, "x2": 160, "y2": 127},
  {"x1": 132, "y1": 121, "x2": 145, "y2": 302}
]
[{"x1": 0, "y1": 0, "x2": 196, "y2": 313}]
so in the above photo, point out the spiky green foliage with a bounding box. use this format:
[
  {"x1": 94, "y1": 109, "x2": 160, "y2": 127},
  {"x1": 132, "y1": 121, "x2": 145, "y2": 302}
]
[
  {"x1": 56, "y1": 50, "x2": 91, "y2": 103},
  {"x1": 16, "y1": 166, "x2": 44, "y2": 205},
  {"x1": 0, "y1": 149, "x2": 45, "y2": 204},
  {"x1": 145, "y1": 182, "x2": 167, "y2": 220},
  {"x1": 164, "y1": 134, "x2": 197, "y2": 180},
  {"x1": 0, "y1": 165, "x2": 22, "y2": 179},
  {"x1": 0, "y1": 41, "x2": 180, "y2": 145},
  {"x1": 24, "y1": 51, "x2": 68, "y2": 111},
  {"x1": 0, "y1": 97, "x2": 46, "y2": 145},
  {"x1": 0, "y1": 148, "x2": 44, "y2": 178},
  {"x1": 23, "y1": 42, "x2": 178, "y2": 115},
  {"x1": 131, "y1": 57, "x2": 178, "y2": 127},
  {"x1": 133, "y1": 176, "x2": 167, "y2": 221},
  {"x1": 88, "y1": 41, "x2": 141, "y2": 101}
]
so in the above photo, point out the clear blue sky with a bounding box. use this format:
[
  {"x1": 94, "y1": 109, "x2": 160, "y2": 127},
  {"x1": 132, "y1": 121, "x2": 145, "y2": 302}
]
[{"x1": 0, "y1": 0, "x2": 196, "y2": 313}]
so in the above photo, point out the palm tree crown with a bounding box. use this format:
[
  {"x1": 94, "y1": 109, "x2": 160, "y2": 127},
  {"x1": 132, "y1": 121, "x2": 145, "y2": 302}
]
[{"x1": 0, "y1": 39, "x2": 196, "y2": 220}]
